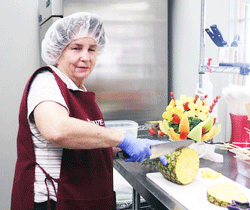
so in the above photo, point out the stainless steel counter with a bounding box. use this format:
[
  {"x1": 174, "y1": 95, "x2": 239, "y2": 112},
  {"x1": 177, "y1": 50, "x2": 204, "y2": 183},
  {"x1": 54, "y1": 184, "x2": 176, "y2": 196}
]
[{"x1": 114, "y1": 149, "x2": 250, "y2": 210}]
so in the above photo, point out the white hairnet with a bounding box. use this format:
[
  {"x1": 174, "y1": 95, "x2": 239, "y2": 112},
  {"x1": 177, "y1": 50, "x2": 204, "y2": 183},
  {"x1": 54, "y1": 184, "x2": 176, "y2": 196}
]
[{"x1": 41, "y1": 12, "x2": 107, "y2": 65}]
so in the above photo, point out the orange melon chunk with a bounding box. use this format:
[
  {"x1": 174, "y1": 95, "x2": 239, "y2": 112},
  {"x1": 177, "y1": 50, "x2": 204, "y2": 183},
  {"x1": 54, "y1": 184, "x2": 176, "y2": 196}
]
[
  {"x1": 179, "y1": 112, "x2": 190, "y2": 134},
  {"x1": 169, "y1": 127, "x2": 180, "y2": 140}
]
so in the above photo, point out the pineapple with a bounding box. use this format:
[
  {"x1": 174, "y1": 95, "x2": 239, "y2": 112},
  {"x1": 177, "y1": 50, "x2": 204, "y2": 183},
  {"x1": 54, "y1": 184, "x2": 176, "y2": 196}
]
[
  {"x1": 157, "y1": 147, "x2": 199, "y2": 185},
  {"x1": 201, "y1": 170, "x2": 221, "y2": 179},
  {"x1": 207, "y1": 183, "x2": 248, "y2": 207}
]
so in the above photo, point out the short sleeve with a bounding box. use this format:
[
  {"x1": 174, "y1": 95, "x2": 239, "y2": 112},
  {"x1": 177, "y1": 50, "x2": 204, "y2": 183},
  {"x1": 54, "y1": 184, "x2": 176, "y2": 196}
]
[{"x1": 27, "y1": 71, "x2": 69, "y2": 122}]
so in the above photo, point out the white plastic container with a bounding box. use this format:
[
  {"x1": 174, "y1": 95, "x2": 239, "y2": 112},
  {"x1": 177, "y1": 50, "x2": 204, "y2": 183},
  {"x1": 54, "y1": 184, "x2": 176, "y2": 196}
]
[
  {"x1": 232, "y1": 150, "x2": 250, "y2": 178},
  {"x1": 236, "y1": 158, "x2": 250, "y2": 179},
  {"x1": 105, "y1": 120, "x2": 139, "y2": 137}
]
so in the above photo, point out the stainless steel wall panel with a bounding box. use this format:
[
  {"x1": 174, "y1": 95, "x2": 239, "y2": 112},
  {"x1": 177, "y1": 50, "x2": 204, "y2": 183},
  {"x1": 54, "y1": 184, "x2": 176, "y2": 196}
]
[{"x1": 40, "y1": 0, "x2": 168, "y2": 122}]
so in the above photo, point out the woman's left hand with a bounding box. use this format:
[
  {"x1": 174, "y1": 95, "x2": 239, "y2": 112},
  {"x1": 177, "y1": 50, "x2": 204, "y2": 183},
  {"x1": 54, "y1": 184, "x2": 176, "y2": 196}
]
[{"x1": 158, "y1": 155, "x2": 168, "y2": 165}]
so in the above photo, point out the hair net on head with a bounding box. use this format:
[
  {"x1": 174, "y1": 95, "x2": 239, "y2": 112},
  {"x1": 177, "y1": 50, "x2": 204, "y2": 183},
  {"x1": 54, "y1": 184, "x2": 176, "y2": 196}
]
[{"x1": 41, "y1": 12, "x2": 107, "y2": 65}]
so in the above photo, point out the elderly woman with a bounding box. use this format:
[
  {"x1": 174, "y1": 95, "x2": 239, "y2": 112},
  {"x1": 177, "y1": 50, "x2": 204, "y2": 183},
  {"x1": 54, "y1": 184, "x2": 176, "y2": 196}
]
[{"x1": 11, "y1": 12, "x2": 167, "y2": 210}]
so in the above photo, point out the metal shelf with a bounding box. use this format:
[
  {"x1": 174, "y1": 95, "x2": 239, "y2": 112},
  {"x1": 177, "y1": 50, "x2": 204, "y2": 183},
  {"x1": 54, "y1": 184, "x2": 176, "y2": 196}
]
[
  {"x1": 199, "y1": 0, "x2": 249, "y2": 86},
  {"x1": 199, "y1": 65, "x2": 241, "y2": 74}
]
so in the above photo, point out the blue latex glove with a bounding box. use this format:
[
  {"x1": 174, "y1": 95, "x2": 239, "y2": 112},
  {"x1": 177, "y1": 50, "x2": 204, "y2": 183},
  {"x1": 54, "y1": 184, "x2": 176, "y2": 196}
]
[
  {"x1": 117, "y1": 133, "x2": 152, "y2": 162},
  {"x1": 159, "y1": 155, "x2": 168, "y2": 166},
  {"x1": 144, "y1": 139, "x2": 168, "y2": 165}
]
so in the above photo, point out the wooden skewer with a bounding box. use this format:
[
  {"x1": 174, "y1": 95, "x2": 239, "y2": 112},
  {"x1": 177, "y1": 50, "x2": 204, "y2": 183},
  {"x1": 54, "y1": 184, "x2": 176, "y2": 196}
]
[
  {"x1": 231, "y1": 142, "x2": 250, "y2": 145},
  {"x1": 244, "y1": 127, "x2": 250, "y2": 132},
  {"x1": 244, "y1": 127, "x2": 250, "y2": 138},
  {"x1": 221, "y1": 143, "x2": 250, "y2": 149},
  {"x1": 244, "y1": 127, "x2": 250, "y2": 135},
  {"x1": 234, "y1": 156, "x2": 250, "y2": 160},
  {"x1": 245, "y1": 130, "x2": 250, "y2": 136},
  {"x1": 220, "y1": 143, "x2": 250, "y2": 160},
  {"x1": 227, "y1": 144, "x2": 250, "y2": 151}
]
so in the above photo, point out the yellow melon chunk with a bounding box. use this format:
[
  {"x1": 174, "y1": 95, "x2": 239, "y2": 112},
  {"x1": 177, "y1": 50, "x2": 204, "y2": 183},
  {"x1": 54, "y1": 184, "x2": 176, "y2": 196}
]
[
  {"x1": 203, "y1": 99, "x2": 208, "y2": 107},
  {"x1": 211, "y1": 124, "x2": 221, "y2": 139},
  {"x1": 169, "y1": 99, "x2": 175, "y2": 107},
  {"x1": 179, "y1": 112, "x2": 190, "y2": 133},
  {"x1": 159, "y1": 120, "x2": 170, "y2": 135},
  {"x1": 201, "y1": 126, "x2": 216, "y2": 141},
  {"x1": 169, "y1": 127, "x2": 180, "y2": 140},
  {"x1": 202, "y1": 113, "x2": 214, "y2": 132}
]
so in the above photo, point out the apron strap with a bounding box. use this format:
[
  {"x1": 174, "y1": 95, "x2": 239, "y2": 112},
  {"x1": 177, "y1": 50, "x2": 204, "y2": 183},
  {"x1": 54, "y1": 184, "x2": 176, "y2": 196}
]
[{"x1": 36, "y1": 162, "x2": 60, "y2": 209}]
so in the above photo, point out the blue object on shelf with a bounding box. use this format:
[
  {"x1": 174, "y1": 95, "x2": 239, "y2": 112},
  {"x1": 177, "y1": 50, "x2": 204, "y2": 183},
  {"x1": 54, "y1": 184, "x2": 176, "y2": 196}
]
[
  {"x1": 231, "y1": 35, "x2": 240, "y2": 47},
  {"x1": 205, "y1": 24, "x2": 227, "y2": 47},
  {"x1": 219, "y1": 63, "x2": 250, "y2": 75}
]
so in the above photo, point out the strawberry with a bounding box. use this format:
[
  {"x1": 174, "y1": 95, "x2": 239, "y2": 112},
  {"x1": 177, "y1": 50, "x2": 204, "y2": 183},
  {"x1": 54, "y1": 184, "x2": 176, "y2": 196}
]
[
  {"x1": 180, "y1": 131, "x2": 188, "y2": 140},
  {"x1": 148, "y1": 126, "x2": 157, "y2": 136},
  {"x1": 202, "y1": 128, "x2": 206, "y2": 136},
  {"x1": 172, "y1": 114, "x2": 181, "y2": 124},
  {"x1": 170, "y1": 92, "x2": 175, "y2": 100},
  {"x1": 194, "y1": 95, "x2": 199, "y2": 103},
  {"x1": 183, "y1": 102, "x2": 190, "y2": 111},
  {"x1": 158, "y1": 130, "x2": 165, "y2": 137},
  {"x1": 155, "y1": 123, "x2": 159, "y2": 129}
]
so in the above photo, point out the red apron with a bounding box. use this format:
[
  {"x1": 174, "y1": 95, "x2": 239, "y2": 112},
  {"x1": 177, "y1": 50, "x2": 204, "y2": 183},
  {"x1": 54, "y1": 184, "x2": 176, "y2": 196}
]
[{"x1": 11, "y1": 67, "x2": 116, "y2": 210}]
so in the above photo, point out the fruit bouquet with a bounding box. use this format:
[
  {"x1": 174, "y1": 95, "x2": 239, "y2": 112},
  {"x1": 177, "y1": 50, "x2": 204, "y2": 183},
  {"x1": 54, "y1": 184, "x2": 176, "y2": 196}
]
[{"x1": 159, "y1": 92, "x2": 221, "y2": 141}]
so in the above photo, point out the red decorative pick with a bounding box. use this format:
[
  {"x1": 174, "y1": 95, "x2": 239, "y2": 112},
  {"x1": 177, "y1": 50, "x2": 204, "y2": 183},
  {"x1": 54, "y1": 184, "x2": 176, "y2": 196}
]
[
  {"x1": 206, "y1": 58, "x2": 212, "y2": 72},
  {"x1": 170, "y1": 92, "x2": 175, "y2": 101},
  {"x1": 209, "y1": 95, "x2": 220, "y2": 113},
  {"x1": 194, "y1": 95, "x2": 199, "y2": 103}
]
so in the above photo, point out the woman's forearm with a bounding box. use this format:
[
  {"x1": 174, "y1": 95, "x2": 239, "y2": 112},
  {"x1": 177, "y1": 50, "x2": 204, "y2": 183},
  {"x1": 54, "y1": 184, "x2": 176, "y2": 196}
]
[
  {"x1": 34, "y1": 101, "x2": 124, "y2": 149},
  {"x1": 52, "y1": 117, "x2": 124, "y2": 149}
]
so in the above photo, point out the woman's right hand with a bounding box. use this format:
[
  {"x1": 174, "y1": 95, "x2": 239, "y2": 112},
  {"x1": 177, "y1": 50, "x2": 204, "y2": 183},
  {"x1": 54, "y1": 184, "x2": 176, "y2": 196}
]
[{"x1": 117, "y1": 133, "x2": 153, "y2": 162}]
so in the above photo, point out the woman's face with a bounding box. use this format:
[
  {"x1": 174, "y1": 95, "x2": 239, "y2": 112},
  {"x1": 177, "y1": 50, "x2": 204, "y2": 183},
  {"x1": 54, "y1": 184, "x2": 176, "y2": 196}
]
[{"x1": 56, "y1": 37, "x2": 98, "y2": 88}]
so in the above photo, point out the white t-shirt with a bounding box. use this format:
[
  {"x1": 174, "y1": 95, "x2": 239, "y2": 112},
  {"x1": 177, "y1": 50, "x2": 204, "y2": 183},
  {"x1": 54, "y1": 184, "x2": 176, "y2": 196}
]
[{"x1": 27, "y1": 66, "x2": 86, "y2": 202}]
